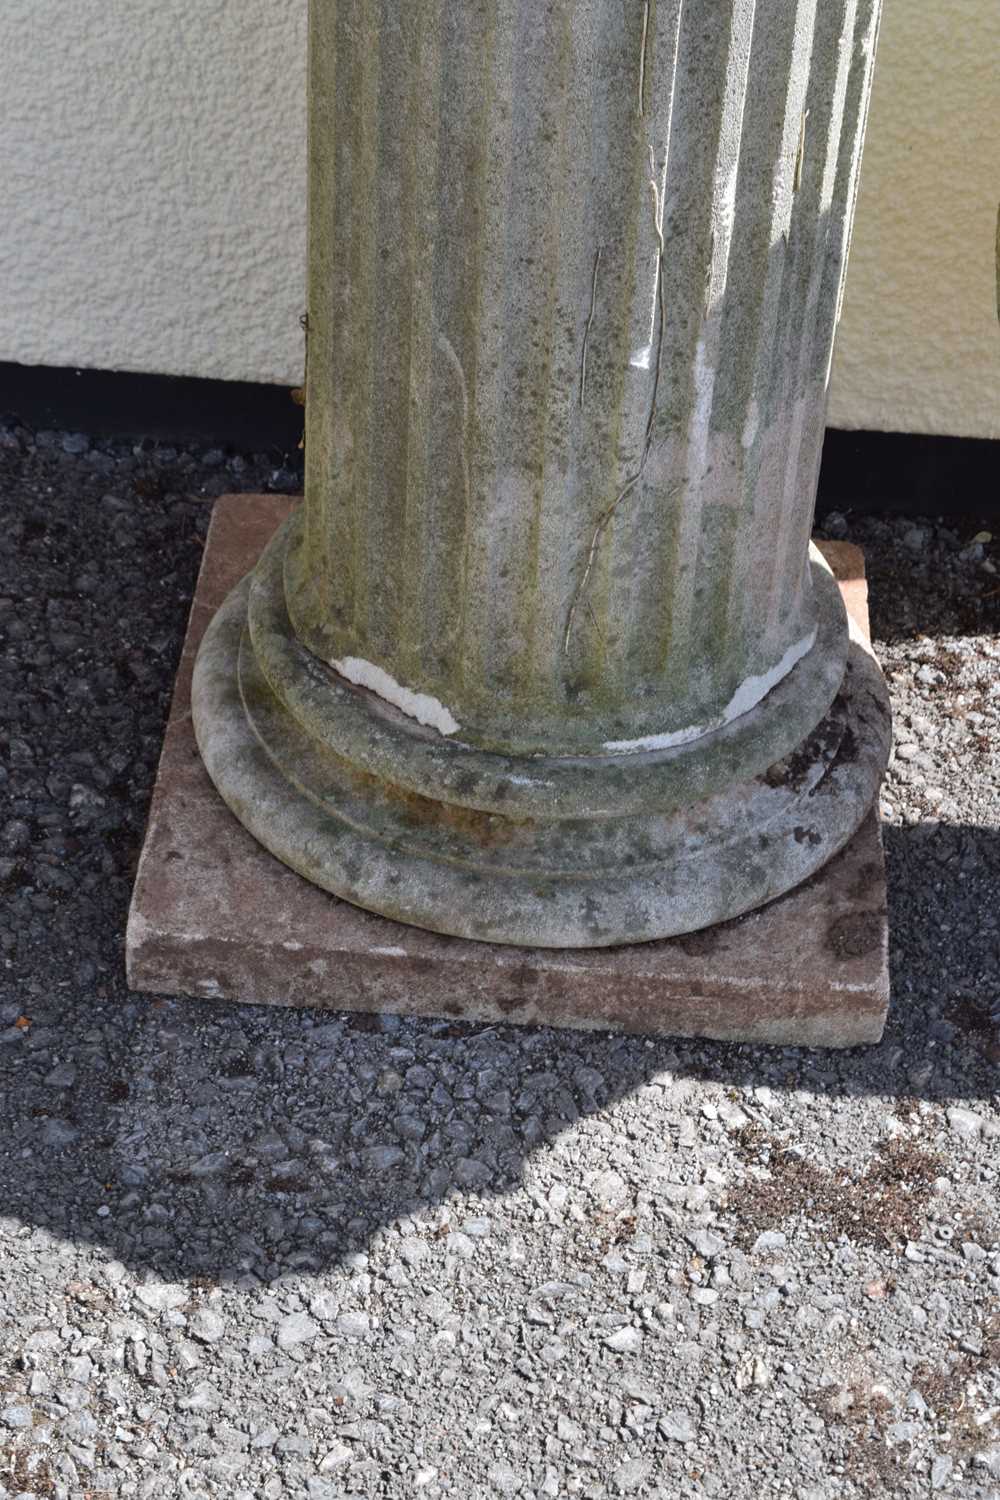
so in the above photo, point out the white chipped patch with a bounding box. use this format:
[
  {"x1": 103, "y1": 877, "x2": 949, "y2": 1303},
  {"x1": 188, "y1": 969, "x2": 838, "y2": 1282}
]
[
  {"x1": 603, "y1": 628, "x2": 817, "y2": 755},
  {"x1": 331, "y1": 657, "x2": 460, "y2": 737},
  {"x1": 722, "y1": 628, "x2": 817, "y2": 722}
]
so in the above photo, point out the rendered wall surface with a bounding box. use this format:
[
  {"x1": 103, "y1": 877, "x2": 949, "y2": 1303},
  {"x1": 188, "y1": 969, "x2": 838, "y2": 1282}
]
[
  {"x1": 1, "y1": 1, "x2": 997, "y2": 437},
  {"x1": 0, "y1": 0, "x2": 308, "y2": 386},
  {"x1": 828, "y1": 0, "x2": 1000, "y2": 438}
]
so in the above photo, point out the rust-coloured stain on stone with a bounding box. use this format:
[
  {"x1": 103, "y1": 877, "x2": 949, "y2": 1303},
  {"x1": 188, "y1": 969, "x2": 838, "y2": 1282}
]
[
  {"x1": 126, "y1": 496, "x2": 891, "y2": 1049},
  {"x1": 347, "y1": 765, "x2": 531, "y2": 849}
]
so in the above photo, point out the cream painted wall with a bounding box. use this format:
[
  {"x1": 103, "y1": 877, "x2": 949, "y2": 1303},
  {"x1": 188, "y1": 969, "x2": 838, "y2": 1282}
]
[
  {"x1": 1, "y1": 1, "x2": 997, "y2": 437},
  {"x1": 0, "y1": 0, "x2": 308, "y2": 386},
  {"x1": 829, "y1": 0, "x2": 1000, "y2": 438}
]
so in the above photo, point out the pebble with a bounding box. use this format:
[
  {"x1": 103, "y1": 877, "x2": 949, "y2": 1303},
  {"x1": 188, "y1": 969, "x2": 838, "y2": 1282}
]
[
  {"x1": 488, "y1": 1462, "x2": 521, "y2": 1494},
  {"x1": 135, "y1": 1283, "x2": 189, "y2": 1312},
  {"x1": 319, "y1": 1442, "x2": 353, "y2": 1472},
  {"x1": 1, "y1": 819, "x2": 30, "y2": 853},
  {"x1": 613, "y1": 1457, "x2": 652, "y2": 1492},
  {"x1": 39, "y1": 1118, "x2": 80, "y2": 1147},
  {"x1": 688, "y1": 1229, "x2": 726, "y2": 1260},
  {"x1": 752, "y1": 1231, "x2": 788, "y2": 1254},
  {"x1": 365, "y1": 1145, "x2": 405, "y2": 1171},
  {"x1": 604, "y1": 1327, "x2": 643, "y2": 1354},
  {"x1": 335, "y1": 1311, "x2": 372, "y2": 1338},
  {"x1": 660, "y1": 1411, "x2": 698, "y2": 1443},
  {"x1": 399, "y1": 1236, "x2": 429, "y2": 1266},
  {"x1": 43, "y1": 1061, "x2": 77, "y2": 1087},
  {"x1": 178, "y1": 1382, "x2": 222, "y2": 1412},
  {"x1": 930, "y1": 1455, "x2": 953, "y2": 1489},
  {"x1": 308, "y1": 1291, "x2": 340, "y2": 1322},
  {"x1": 189, "y1": 1150, "x2": 230, "y2": 1177},
  {"x1": 946, "y1": 1107, "x2": 985, "y2": 1139},
  {"x1": 276, "y1": 1313, "x2": 319, "y2": 1349},
  {"x1": 190, "y1": 1307, "x2": 227, "y2": 1344},
  {"x1": 589, "y1": 1170, "x2": 629, "y2": 1209}
]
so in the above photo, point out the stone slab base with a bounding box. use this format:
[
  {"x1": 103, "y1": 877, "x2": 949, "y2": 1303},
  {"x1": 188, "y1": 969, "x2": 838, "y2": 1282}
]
[{"x1": 126, "y1": 495, "x2": 891, "y2": 1048}]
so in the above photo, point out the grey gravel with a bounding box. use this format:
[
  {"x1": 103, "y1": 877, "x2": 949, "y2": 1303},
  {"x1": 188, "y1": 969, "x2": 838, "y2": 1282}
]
[{"x1": 0, "y1": 432, "x2": 998, "y2": 1498}]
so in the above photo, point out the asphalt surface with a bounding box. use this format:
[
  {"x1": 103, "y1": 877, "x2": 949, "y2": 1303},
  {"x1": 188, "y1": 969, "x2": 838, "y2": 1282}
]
[{"x1": 0, "y1": 422, "x2": 998, "y2": 1500}]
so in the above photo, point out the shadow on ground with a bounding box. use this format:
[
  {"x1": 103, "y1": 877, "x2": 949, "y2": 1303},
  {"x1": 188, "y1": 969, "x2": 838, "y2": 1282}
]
[
  {"x1": 0, "y1": 819, "x2": 996, "y2": 1287},
  {"x1": 819, "y1": 510, "x2": 1000, "y2": 646},
  {"x1": 1, "y1": 433, "x2": 996, "y2": 1288}
]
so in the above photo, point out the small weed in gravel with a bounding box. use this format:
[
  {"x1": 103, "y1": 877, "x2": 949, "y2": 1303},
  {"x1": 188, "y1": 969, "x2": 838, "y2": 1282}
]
[{"x1": 727, "y1": 1127, "x2": 943, "y2": 1248}]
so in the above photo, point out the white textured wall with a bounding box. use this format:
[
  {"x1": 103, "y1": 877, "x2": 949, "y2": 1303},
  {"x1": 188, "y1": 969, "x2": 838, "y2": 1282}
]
[
  {"x1": 829, "y1": 0, "x2": 1000, "y2": 438},
  {"x1": 0, "y1": 0, "x2": 307, "y2": 386},
  {"x1": 1, "y1": 0, "x2": 998, "y2": 437}
]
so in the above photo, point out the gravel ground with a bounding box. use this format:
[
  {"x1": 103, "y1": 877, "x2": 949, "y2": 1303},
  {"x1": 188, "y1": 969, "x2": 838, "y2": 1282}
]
[{"x1": 0, "y1": 422, "x2": 998, "y2": 1500}]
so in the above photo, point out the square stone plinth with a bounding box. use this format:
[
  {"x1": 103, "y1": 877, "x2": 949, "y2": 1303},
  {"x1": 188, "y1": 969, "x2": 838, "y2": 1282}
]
[{"x1": 126, "y1": 495, "x2": 890, "y2": 1048}]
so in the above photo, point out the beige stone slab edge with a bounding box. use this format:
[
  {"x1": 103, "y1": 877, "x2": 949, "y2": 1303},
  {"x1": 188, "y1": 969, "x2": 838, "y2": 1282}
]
[{"x1": 126, "y1": 495, "x2": 890, "y2": 1048}]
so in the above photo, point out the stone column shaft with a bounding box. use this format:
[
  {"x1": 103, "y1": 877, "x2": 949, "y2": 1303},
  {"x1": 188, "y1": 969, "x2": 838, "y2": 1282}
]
[{"x1": 285, "y1": 0, "x2": 881, "y2": 757}]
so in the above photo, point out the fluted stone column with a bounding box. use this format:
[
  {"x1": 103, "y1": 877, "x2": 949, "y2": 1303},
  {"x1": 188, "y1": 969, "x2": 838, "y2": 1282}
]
[{"x1": 192, "y1": 0, "x2": 891, "y2": 948}]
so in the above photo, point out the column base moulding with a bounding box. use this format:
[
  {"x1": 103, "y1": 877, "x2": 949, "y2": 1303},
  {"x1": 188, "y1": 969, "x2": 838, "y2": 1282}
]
[{"x1": 127, "y1": 494, "x2": 893, "y2": 1048}]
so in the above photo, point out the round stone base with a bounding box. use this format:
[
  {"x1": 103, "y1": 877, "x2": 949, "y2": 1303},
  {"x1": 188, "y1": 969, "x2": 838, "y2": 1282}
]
[{"x1": 192, "y1": 536, "x2": 891, "y2": 948}]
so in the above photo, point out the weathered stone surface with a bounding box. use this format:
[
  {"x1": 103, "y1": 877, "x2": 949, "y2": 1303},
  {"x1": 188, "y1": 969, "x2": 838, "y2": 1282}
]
[
  {"x1": 190, "y1": 2, "x2": 889, "y2": 946},
  {"x1": 194, "y1": 544, "x2": 889, "y2": 947},
  {"x1": 127, "y1": 495, "x2": 890, "y2": 1047},
  {"x1": 293, "y1": 0, "x2": 882, "y2": 752}
]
